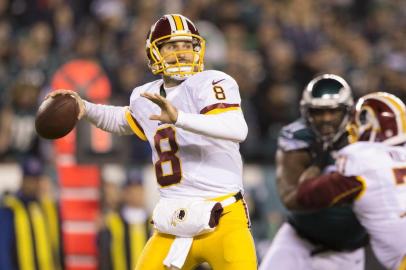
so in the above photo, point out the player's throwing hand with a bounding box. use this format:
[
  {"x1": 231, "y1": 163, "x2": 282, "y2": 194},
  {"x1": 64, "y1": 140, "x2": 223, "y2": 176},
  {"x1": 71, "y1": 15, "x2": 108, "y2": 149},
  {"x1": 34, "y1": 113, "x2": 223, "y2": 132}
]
[
  {"x1": 141, "y1": 92, "x2": 178, "y2": 124},
  {"x1": 45, "y1": 89, "x2": 86, "y2": 120}
]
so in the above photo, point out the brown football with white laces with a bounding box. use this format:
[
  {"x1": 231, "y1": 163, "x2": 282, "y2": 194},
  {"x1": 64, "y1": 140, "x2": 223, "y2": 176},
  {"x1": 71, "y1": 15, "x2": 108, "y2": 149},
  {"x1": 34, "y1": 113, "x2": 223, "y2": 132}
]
[{"x1": 35, "y1": 94, "x2": 79, "y2": 139}]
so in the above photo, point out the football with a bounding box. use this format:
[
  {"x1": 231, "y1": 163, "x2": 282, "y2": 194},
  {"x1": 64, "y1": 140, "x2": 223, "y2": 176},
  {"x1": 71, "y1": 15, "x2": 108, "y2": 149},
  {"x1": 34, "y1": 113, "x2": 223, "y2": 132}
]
[{"x1": 35, "y1": 94, "x2": 79, "y2": 139}]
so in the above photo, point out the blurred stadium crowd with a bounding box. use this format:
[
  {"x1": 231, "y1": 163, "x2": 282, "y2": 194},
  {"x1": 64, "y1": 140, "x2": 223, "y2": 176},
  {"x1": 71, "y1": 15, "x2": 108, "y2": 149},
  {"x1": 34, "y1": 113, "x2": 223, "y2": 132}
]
[
  {"x1": 0, "y1": 0, "x2": 405, "y2": 268},
  {"x1": 1, "y1": 0, "x2": 406, "y2": 162}
]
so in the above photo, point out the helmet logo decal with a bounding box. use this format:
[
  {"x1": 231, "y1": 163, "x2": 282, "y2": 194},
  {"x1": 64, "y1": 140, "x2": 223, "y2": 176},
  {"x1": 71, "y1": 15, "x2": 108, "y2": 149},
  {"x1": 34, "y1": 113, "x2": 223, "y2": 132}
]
[
  {"x1": 353, "y1": 92, "x2": 406, "y2": 145},
  {"x1": 171, "y1": 208, "x2": 187, "y2": 227}
]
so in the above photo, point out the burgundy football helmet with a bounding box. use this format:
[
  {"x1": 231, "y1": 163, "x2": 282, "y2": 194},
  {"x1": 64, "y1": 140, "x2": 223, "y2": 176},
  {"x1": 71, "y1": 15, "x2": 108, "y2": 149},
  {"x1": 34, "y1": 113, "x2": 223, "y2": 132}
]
[
  {"x1": 145, "y1": 14, "x2": 205, "y2": 80},
  {"x1": 348, "y1": 92, "x2": 406, "y2": 145}
]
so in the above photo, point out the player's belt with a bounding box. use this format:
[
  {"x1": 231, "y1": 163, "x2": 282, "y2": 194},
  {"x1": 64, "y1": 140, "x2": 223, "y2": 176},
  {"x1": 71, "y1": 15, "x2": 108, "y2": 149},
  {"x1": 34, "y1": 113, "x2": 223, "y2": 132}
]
[
  {"x1": 219, "y1": 191, "x2": 243, "y2": 208},
  {"x1": 209, "y1": 191, "x2": 244, "y2": 228}
]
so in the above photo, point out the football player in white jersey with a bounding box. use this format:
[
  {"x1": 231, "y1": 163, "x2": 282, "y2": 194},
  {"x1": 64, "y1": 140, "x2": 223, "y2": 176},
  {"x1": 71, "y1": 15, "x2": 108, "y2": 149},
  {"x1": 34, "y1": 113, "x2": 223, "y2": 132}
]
[
  {"x1": 297, "y1": 92, "x2": 406, "y2": 270},
  {"x1": 49, "y1": 14, "x2": 256, "y2": 270}
]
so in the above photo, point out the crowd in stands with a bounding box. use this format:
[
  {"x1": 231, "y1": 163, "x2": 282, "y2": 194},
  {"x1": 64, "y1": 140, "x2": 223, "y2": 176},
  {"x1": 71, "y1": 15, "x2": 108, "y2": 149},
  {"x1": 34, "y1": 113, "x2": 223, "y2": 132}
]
[{"x1": 0, "y1": 0, "x2": 405, "y2": 164}]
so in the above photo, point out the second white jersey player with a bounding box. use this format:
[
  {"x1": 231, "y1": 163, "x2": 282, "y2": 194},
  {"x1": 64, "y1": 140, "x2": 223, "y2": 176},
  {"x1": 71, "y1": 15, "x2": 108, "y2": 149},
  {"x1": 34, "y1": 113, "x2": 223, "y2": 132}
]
[{"x1": 339, "y1": 142, "x2": 406, "y2": 269}]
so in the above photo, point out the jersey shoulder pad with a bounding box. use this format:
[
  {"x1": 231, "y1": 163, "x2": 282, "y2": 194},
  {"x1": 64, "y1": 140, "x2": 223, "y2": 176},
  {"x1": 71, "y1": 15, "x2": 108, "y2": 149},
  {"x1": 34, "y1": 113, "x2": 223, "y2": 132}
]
[
  {"x1": 337, "y1": 142, "x2": 388, "y2": 176},
  {"x1": 129, "y1": 80, "x2": 162, "y2": 103},
  {"x1": 185, "y1": 70, "x2": 236, "y2": 89},
  {"x1": 278, "y1": 119, "x2": 314, "y2": 151},
  {"x1": 185, "y1": 70, "x2": 241, "y2": 114}
]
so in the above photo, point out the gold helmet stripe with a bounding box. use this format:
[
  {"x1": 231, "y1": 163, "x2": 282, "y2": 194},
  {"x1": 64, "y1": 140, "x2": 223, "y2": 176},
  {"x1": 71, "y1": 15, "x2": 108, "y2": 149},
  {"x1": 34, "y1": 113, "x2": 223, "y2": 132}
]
[
  {"x1": 166, "y1": 15, "x2": 176, "y2": 31},
  {"x1": 180, "y1": 16, "x2": 190, "y2": 31},
  {"x1": 378, "y1": 93, "x2": 406, "y2": 133},
  {"x1": 360, "y1": 92, "x2": 406, "y2": 134},
  {"x1": 172, "y1": 15, "x2": 185, "y2": 31}
]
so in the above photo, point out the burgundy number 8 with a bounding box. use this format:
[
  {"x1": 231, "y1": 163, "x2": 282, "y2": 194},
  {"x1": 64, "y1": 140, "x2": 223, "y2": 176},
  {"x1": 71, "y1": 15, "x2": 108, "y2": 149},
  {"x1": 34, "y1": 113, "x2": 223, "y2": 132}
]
[{"x1": 154, "y1": 127, "x2": 182, "y2": 186}]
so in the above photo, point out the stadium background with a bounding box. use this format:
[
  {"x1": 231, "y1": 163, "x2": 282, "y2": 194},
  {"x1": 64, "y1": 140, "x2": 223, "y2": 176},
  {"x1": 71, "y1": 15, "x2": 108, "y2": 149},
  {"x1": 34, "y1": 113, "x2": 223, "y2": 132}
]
[{"x1": 0, "y1": 0, "x2": 405, "y2": 269}]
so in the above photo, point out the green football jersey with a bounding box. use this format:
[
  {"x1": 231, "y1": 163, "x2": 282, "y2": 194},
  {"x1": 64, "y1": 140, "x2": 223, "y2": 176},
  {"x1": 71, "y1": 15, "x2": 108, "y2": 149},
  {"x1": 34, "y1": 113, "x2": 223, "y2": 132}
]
[{"x1": 278, "y1": 119, "x2": 368, "y2": 251}]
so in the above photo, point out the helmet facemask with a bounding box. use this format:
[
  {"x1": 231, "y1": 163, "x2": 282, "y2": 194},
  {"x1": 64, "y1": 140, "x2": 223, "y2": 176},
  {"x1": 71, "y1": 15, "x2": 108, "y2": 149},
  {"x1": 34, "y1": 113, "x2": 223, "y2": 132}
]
[
  {"x1": 304, "y1": 105, "x2": 352, "y2": 146},
  {"x1": 300, "y1": 74, "x2": 354, "y2": 147},
  {"x1": 148, "y1": 34, "x2": 205, "y2": 80},
  {"x1": 146, "y1": 15, "x2": 206, "y2": 81},
  {"x1": 357, "y1": 107, "x2": 379, "y2": 141}
]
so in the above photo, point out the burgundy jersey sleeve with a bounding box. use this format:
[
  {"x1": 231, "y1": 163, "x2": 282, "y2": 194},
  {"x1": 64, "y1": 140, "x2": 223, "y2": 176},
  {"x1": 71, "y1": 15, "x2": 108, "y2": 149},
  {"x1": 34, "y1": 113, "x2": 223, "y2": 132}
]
[{"x1": 297, "y1": 172, "x2": 364, "y2": 209}]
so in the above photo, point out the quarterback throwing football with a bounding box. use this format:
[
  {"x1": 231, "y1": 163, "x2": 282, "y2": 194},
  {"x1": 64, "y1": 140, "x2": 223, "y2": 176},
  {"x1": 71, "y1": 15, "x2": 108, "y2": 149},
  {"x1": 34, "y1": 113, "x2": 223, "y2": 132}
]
[{"x1": 50, "y1": 14, "x2": 256, "y2": 270}]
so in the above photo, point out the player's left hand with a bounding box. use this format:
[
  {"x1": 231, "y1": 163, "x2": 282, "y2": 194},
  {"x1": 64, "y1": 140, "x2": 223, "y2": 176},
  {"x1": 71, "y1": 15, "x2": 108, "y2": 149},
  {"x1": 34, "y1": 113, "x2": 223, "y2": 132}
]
[
  {"x1": 45, "y1": 89, "x2": 86, "y2": 120},
  {"x1": 141, "y1": 92, "x2": 178, "y2": 124}
]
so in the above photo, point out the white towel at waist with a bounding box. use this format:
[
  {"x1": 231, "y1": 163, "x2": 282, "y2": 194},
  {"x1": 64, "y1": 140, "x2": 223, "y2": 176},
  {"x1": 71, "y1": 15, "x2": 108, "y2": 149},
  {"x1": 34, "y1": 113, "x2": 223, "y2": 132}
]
[{"x1": 163, "y1": 237, "x2": 194, "y2": 269}]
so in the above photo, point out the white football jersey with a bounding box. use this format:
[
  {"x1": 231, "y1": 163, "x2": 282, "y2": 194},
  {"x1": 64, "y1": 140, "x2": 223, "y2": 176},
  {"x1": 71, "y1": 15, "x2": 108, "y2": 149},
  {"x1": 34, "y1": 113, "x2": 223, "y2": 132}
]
[
  {"x1": 126, "y1": 70, "x2": 244, "y2": 199},
  {"x1": 338, "y1": 141, "x2": 406, "y2": 269}
]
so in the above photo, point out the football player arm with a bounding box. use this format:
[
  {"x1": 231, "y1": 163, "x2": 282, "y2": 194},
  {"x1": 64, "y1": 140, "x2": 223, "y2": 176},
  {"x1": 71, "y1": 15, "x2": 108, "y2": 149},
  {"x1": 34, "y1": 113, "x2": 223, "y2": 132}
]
[
  {"x1": 47, "y1": 89, "x2": 134, "y2": 136},
  {"x1": 296, "y1": 172, "x2": 364, "y2": 209},
  {"x1": 276, "y1": 149, "x2": 315, "y2": 210},
  {"x1": 83, "y1": 101, "x2": 133, "y2": 135},
  {"x1": 175, "y1": 110, "x2": 248, "y2": 142},
  {"x1": 141, "y1": 91, "x2": 248, "y2": 142}
]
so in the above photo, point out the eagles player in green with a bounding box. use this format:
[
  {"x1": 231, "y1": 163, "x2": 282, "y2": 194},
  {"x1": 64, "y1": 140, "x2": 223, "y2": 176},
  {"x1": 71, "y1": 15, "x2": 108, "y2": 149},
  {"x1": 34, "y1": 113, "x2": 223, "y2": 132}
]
[{"x1": 260, "y1": 74, "x2": 368, "y2": 270}]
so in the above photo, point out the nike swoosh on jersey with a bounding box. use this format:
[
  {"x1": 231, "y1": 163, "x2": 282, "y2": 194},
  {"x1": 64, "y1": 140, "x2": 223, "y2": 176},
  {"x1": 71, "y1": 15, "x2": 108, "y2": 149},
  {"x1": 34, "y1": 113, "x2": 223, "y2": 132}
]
[
  {"x1": 212, "y1": 79, "x2": 225, "y2": 85},
  {"x1": 221, "y1": 211, "x2": 231, "y2": 217}
]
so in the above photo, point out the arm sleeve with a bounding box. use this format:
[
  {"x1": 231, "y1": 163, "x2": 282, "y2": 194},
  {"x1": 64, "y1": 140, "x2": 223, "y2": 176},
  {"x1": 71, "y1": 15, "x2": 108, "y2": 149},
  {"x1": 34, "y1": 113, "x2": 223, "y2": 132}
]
[
  {"x1": 175, "y1": 111, "x2": 248, "y2": 142},
  {"x1": 83, "y1": 101, "x2": 133, "y2": 135},
  {"x1": 175, "y1": 109, "x2": 248, "y2": 142},
  {"x1": 296, "y1": 172, "x2": 364, "y2": 209}
]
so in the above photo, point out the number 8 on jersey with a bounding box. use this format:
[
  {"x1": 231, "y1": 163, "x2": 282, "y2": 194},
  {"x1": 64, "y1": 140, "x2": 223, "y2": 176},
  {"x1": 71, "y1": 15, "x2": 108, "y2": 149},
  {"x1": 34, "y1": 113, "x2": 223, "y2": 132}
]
[{"x1": 154, "y1": 126, "x2": 182, "y2": 186}]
